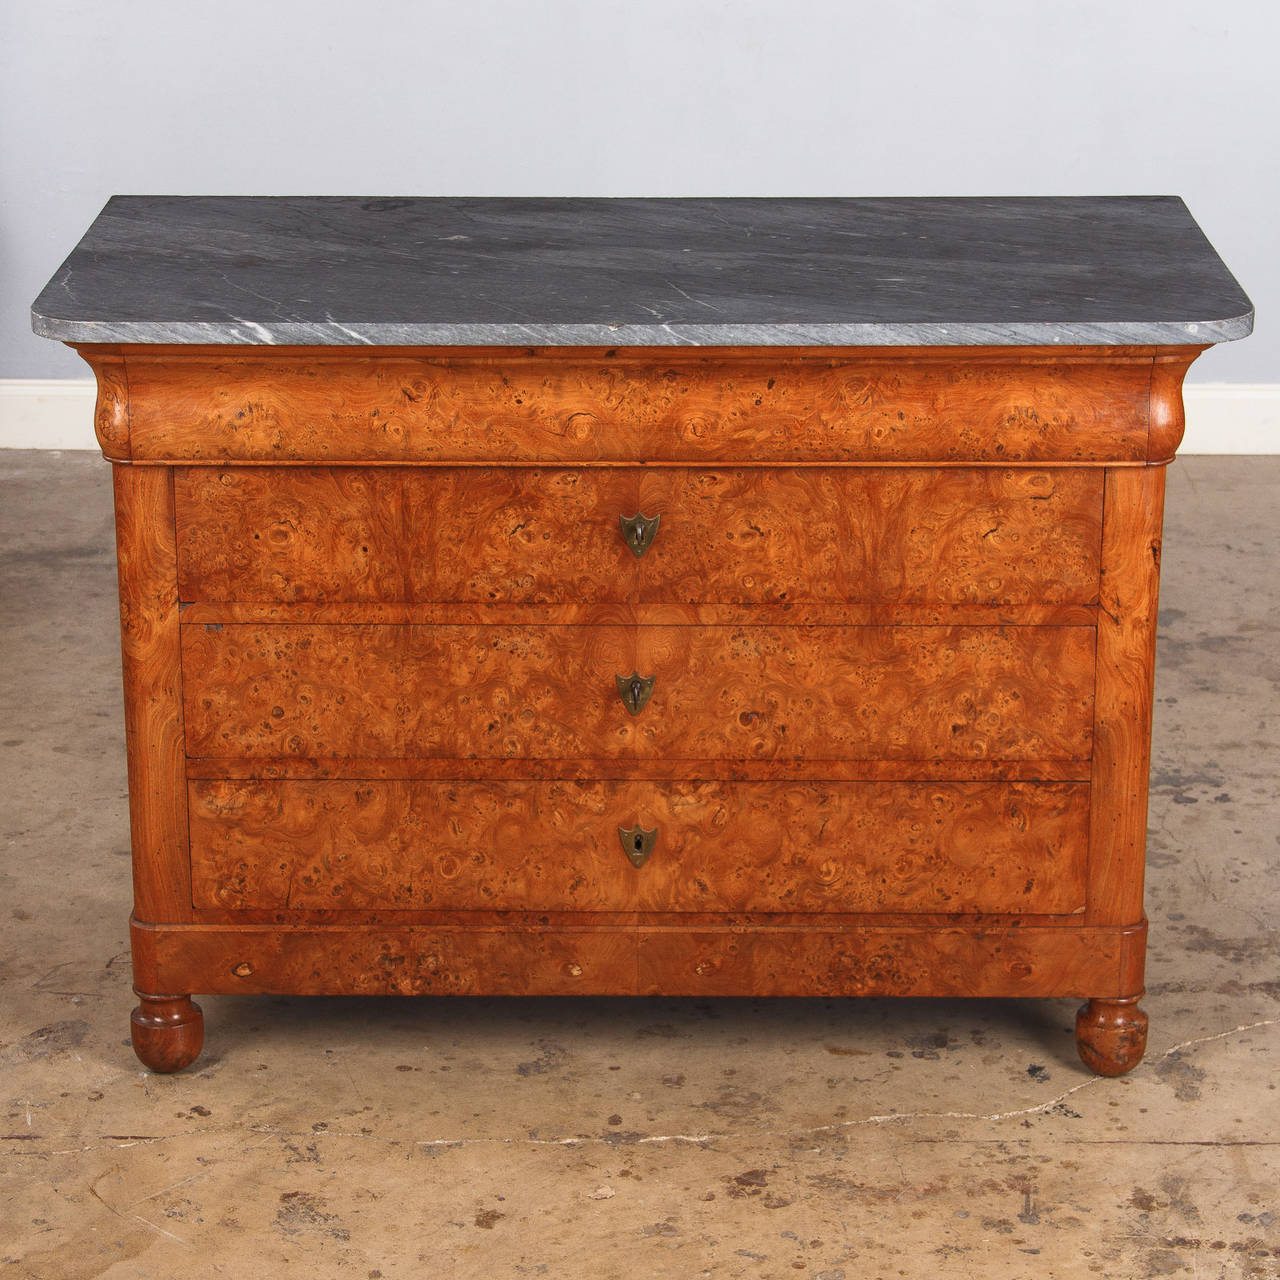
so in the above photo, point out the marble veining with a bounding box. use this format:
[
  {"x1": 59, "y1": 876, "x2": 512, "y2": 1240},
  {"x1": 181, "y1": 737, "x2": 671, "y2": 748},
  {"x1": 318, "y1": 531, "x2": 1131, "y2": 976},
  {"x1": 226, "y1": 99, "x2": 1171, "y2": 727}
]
[{"x1": 31, "y1": 196, "x2": 1253, "y2": 347}]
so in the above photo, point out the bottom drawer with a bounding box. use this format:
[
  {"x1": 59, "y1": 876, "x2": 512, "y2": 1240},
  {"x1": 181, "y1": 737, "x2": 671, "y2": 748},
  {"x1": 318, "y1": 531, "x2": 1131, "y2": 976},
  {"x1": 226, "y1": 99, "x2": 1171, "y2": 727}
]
[{"x1": 189, "y1": 779, "x2": 1089, "y2": 915}]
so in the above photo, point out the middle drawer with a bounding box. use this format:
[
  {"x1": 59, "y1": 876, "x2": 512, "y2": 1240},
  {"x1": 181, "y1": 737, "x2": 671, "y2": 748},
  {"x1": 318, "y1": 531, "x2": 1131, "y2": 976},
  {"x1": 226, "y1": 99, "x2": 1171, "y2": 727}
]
[
  {"x1": 182, "y1": 623, "x2": 1094, "y2": 761},
  {"x1": 174, "y1": 465, "x2": 1103, "y2": 606}
]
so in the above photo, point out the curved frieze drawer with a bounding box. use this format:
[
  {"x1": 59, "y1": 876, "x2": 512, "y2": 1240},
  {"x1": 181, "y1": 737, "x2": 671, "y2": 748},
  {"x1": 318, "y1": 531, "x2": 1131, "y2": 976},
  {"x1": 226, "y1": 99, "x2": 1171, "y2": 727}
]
[{"x1": 120, "y1": 348, "x2": 1155, "y2": 463}]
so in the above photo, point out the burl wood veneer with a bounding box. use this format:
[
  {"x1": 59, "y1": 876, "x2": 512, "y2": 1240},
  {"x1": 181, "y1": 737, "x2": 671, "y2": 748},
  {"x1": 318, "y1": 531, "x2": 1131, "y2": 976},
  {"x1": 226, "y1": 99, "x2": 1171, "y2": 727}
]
[
  {"x1": 83, "y1": 342, "x2": 1180, "y2": 1075},
  {"x1": 34, "y1": 197, "x2": 1253, "y2": 1077}
]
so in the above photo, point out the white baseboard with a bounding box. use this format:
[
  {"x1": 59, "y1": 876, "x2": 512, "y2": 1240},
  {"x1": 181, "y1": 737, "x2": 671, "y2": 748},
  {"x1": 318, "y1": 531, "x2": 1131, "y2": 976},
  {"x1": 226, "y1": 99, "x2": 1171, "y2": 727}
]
[
  {"x1": 0, "y1": 379, "x2": 98, "y2": 450},
  {"x1": 1181, "y1": 384, "x2": 1280, "y2": 453},
  {"x1": 1, "y1": 377, "x2": 1277, "y2": 454}
]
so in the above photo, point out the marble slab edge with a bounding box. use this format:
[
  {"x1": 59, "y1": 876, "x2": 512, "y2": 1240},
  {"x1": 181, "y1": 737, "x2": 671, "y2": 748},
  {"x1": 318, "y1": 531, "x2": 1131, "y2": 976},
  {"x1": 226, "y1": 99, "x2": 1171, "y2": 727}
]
[{"x1": 31, "y1": 315, "x2": 1255, "y2": 347}]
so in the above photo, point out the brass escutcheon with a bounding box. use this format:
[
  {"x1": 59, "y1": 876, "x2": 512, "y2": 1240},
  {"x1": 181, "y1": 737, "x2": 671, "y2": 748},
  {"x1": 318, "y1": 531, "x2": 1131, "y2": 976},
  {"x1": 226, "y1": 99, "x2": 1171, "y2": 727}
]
[
  {"x1": 619, "y1": 511, "x2": 660, "y2": 557},
  {"x1": 618, "y1": 824, "x2": 658, "y2": 868},
  {"x1": 616, "y1": 671, "x2": 656, "y2": 715}
]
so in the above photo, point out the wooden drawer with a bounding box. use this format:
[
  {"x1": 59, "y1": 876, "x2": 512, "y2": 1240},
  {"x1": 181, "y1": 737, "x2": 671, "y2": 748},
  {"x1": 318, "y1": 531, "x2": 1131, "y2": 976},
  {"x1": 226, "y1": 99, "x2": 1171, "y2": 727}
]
[
  {"x1": 188, "y1": 779, "x2": 1089, "y2": 915},
  {"x1": 174, "y1": 466, "x2": 1102, "y2": 605},
  {"x1": 121, "y1": 348, "x2": 1157, "y2": 463},
  {"x1": 181, "y1": 623, "x2": 1094, "y2": 761}
]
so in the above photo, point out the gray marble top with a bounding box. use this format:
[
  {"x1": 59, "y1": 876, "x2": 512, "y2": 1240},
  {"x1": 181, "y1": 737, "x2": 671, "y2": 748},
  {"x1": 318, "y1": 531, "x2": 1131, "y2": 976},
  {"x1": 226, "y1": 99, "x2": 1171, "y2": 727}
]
[{"x1": 31, "y1": 196, "x2": 1252, "y2": 348}]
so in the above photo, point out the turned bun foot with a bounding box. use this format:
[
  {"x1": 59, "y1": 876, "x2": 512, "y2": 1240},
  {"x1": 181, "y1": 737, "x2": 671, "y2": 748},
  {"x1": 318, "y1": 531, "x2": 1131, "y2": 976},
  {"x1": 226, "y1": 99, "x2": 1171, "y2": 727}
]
[
  {"x1": 1075, "y1": 995, "x2": 1148, "y2": 1076},
  {"x1": 130, "y1": 992, "x2": 204, "y2": 1073}
]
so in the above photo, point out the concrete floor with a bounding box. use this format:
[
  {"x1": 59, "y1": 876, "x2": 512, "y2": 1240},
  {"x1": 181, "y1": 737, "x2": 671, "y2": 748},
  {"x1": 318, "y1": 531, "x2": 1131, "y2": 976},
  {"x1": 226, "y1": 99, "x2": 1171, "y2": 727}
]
[{"x1": 1, "y1": 451, "x2": 1277, "y2": 1280}]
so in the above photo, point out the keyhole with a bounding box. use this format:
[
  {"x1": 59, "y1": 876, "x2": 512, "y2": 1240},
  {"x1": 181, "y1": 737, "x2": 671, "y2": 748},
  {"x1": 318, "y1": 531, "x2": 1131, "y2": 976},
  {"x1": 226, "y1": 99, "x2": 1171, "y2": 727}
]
[
  {"x1": 630, "y1": 677, "x2": 643, "y2": 704},
  {"x1": 634, "y1": 833, "x2": 643, "y2": 854}
]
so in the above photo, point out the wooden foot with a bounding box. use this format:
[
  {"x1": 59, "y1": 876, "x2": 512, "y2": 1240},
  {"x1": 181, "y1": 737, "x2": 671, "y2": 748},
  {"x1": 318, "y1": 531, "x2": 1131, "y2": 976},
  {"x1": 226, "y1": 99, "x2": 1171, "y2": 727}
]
[
  {"x1": 1075, "y1": 995, "x2": 1148, "y2": 1076},
  {"x1": 130, "y1": 992, "x2": 204, "y2": 1073}
]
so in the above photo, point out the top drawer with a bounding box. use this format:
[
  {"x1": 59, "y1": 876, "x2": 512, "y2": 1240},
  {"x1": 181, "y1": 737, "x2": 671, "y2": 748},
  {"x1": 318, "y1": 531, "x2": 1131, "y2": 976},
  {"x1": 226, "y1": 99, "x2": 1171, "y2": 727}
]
[
  {"x1": 175, "y1": 465, "x2": 1103, "y2": 606},
  {"x1": 112, "y1": 348, "x2": 1158, "y2": 463}
]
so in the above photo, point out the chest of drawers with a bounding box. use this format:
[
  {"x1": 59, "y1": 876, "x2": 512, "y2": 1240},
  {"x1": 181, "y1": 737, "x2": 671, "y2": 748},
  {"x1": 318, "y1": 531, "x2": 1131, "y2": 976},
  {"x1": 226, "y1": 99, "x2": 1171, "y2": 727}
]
[{"x1": 32, "y1": 197, "x2": 1252, "y2": 1075}]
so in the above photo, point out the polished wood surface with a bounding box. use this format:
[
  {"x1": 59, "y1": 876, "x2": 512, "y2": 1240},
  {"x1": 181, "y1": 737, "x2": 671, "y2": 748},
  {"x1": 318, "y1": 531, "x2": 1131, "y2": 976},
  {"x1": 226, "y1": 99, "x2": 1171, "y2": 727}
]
[
  {"x1": 635, "y1": 925, "x2": 1137, "y2": 999},
  {"x1": 1087, "y1": 467, "x2": 1165, "y2": 925},
  {"x1": 174, "y1": 465, "x2": 1103, "y2": 605},
  {"x1": 187, "y1": 778, "x2": 1089, "y2": 914},
  {"x1": 1147, "y1": 351, "x2": 1198, "y2": 460},
  {"x1": 131, "y1": 917, "x2": 1146, "y2": 1000},
  {"x1": 113, "y1": 465, "x2": 192, "y2": 922},
  {"x1": 84, "y1": 345, "x2": 1172, "y2": 464},
  {"x1": 1075, "y1": 996, "x2": 1150, "y2": 1076},
  {"x1": 176, "y1": 600, "x2": 1102, "y2": 627},
  {"x1": 130, "y1": 993, "x2": 203, "y2": 1073},
  {"x1": 182, "y1": 755, "x2": 1092, "y2": 783},
  {"x1": 92, "y1": 352, "x2": 131, "y2": 458},
  {"x1": 74, "y1": 340, "x2": 1197, "y2": 1076},
  {"x1": 181, "y1": 623, "x2": 1094, "y2": 762}
]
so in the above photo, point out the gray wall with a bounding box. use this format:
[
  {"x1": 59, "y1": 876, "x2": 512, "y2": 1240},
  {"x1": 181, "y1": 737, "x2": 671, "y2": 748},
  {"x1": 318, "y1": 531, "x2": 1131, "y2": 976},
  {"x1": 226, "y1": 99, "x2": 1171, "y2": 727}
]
[{"x1": 3, "y1": 0, "x2": 1275, "y2": 382}]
